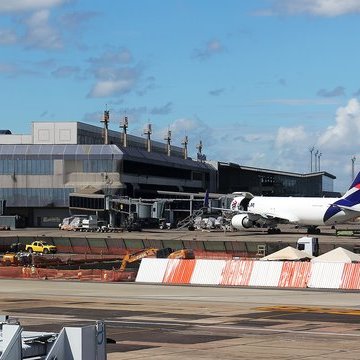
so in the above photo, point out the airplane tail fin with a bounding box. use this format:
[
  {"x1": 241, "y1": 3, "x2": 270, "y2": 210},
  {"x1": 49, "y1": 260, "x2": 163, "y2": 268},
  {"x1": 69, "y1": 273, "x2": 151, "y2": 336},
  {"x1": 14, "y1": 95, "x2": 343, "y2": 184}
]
[
  {"x1": 324, "y1": 172, "x2": 360, "y2": 222},
  {"x1": 337, "y1": 171, "x2": 360, "y2": 209},
  {"x1": 348, "y1": 171, "x2": 360, "y2": 192}
]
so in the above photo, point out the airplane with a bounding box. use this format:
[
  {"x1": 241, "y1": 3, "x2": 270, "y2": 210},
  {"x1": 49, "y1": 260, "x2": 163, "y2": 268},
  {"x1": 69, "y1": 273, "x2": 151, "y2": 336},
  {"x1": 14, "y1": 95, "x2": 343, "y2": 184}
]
[{"x1": 228, "y1": 171, "x2": 360, "y2": 234}]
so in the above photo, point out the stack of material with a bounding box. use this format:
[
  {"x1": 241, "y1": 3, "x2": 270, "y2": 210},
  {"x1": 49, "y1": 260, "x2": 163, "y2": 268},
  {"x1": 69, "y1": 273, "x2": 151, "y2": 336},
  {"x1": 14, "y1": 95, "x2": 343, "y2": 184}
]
[
  {"x1": 260, "y1": 246, "x2": 313, "y2": 261},
  {"x1": 311, "y1": 247, "x2": 360, "y2": 263}
]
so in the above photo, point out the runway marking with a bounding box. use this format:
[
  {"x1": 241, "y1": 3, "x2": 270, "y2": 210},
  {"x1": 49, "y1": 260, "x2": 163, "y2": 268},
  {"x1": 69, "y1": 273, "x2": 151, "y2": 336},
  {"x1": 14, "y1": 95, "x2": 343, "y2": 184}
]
[
  {"x1": 15, "y1": 314, "x2": 360, "y2": 338},
  {"x1": 255, "y1": 306, "x2": 360, "y2": 316},
  {"x1": 194, "y1": 324, "x2": 360, "y2": 338}
]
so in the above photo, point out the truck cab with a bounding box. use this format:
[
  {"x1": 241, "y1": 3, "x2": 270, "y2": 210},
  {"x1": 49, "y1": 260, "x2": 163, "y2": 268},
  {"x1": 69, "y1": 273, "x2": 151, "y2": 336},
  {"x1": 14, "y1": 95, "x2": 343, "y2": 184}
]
[{"x1": 296, "y1": 236, "x2": 319, "y2": 257}]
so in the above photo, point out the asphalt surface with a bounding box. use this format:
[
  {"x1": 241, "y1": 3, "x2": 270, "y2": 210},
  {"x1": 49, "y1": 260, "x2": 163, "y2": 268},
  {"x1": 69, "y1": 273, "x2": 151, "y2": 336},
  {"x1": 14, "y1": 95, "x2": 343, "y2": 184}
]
[
  {"x1": 1, "y1": 280, "x2": 360, "y2": 359},
  {"x1": 2, "y1": 222, "x2": 360, "y2": 244}
]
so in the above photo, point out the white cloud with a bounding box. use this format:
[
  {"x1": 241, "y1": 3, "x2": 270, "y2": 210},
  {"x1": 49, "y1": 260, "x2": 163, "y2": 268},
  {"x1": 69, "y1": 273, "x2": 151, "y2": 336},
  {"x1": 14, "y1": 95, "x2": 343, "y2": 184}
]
[
  {"x1": 0, "y1": 0, "x2": 67, "y2": 13},
  {"x1": 317, "y1": 86, "x2": 345, "y2": 98},
  {"x1": 51, "y1": 65, "x2": 80, "y2": 78},
  {"x1": 260, "y1": 0, "x2": 360, "y2": 17},
  {"x1": 89, "y1": 79, "x2": 135, "y2": 98},
  {"x1": 275, "y1": 126, "x2": 307, "y2": 148},
  {"x1": 22, "y1": 9, "x2": 62, "y2": 49},
  {"x1": 260, "y1": 98, "x2": 339, "y2": 106},
  {"x1": 87, "y1": 49, "x2": 143, "y2": 98},
  {"x1": 192, "y1": 39, "x2": 224, "y2": 60},
  {"x1": 168, "y1": 118, "x2": 199, "y2": 134},
  {"x1": 0, "y1": 63, "x2": 18, "y2": 74},
  {"x1": 318, "y1": 98, "x2": 360, "y2": 150},
  {"x1": 0, "y1": 29, "x2": 17, "y2": 44},
  {"x1": 88, "y1": 48, "x2": 133, "y2": 66}
]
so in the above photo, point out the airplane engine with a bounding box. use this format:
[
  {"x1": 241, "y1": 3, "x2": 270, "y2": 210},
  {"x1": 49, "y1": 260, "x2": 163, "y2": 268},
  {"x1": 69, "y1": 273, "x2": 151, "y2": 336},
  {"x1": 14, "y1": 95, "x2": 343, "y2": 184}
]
[{"x1": 231, "y1": 214, "x2": 254, "y2": 229}]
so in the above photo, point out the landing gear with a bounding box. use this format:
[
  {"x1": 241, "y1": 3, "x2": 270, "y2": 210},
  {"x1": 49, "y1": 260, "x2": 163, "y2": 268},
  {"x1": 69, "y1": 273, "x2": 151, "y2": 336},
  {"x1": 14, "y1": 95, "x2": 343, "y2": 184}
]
[
  {"x1": 307, "y1": 226, "x2": 320, "y2": 235},
  {"x1": 267, "y1": 228, "x2": 281, "y2": 234}
]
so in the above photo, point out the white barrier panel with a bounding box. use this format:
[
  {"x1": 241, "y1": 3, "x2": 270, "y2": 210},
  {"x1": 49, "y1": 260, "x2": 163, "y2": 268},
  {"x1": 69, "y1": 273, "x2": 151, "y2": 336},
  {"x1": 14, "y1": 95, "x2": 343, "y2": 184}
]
[
  {"x1": 135, "y1": 258, "x2": 169, "y2": 283},
  {"x1": 308, "y1": 262, "x2": 345, "y2": 289},
  {"x1": 248, "y1": 261, "x2": 283, "y2": 287},
  {"x1": 190, "y1": 259, "x2": 226, "y2": 285}
]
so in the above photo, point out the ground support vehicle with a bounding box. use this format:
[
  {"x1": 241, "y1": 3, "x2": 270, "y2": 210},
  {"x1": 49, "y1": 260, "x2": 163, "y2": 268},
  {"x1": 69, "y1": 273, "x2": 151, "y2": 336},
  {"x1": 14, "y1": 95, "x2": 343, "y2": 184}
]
[
  {"x1": 1, "y1": 252, "x2": 32, "y2": 266},
  {"x1": 119, "y1": 247, "x2": 195, "y2": 271},
  {"x1": 25, "y1": 241, "x2": 57, "y2": 254},
  {"x1": 296, "y1": 237, "x2": 319, "y2": 257}
]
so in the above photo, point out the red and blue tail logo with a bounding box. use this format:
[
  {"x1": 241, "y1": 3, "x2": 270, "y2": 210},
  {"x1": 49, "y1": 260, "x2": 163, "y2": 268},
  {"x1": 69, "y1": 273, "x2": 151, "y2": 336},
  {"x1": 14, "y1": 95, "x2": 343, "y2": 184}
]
[{"x1": 323, "y1": 172, "x2": 360, "y2": 222}]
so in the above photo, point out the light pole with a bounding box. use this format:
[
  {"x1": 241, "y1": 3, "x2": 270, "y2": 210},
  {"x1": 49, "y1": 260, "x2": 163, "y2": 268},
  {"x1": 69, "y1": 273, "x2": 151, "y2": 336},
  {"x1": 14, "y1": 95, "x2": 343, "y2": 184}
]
[
  {"x1": 318, "y1": 152, "x2": 322, "y2": 171},
  {"x1": 310, "y1": 146, "x2": 314, "y2": 172},
  {"x1": 314, "y1": 150, "x2": 319, "y2": 171},
  {"x1": 352, "y1": 156, "x2": 356, "y2": 181}
]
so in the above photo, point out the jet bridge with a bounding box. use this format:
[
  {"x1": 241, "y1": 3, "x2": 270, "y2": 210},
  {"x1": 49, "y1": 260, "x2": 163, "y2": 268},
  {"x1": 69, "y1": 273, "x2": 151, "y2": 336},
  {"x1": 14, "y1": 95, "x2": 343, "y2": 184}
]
[{"x1": 0, "y1": 315, "x2": 107, "y2": 359}]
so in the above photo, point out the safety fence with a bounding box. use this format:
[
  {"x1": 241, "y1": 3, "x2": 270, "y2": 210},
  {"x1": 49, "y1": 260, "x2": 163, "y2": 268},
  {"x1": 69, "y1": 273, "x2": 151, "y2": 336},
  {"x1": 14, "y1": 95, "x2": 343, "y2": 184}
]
[
  {"x1": 136, "y1": 258, "x2": 360, "y2": 290},
  {"x1": 0, "y1": 266, "x2": 136, "y2": 282},
  {"x1": 0, "y1": 235, "x2": 270, "y2": 257}
]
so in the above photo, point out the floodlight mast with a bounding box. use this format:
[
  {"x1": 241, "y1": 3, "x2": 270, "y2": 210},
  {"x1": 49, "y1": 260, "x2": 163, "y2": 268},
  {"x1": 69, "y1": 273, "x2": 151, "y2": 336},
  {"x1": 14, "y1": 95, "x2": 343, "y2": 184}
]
[
  {"x1": 120, "y1": 116, "x2": 128, "y2": 147},
  {"x1": 309, "y1": 146, "x2": 314, "y2": 172},
  {"x1": 144, "y1": 123, "x2": 152, "y2": 152},
  {"x1": 314, "y1": 150, "x2": 319, "y2": 171},
  {"x1": 182, "y1": 135, "x2": 188, "y2": 159},
  {"x1": 101, "y1": 109, "x2": 110, "y2": 145},
  {"x1": 164, "y1": 129, "x2": 171, "y2": 156},
  {"x1": 352, "y1": 156, "x2": 356, "y2": 181}
]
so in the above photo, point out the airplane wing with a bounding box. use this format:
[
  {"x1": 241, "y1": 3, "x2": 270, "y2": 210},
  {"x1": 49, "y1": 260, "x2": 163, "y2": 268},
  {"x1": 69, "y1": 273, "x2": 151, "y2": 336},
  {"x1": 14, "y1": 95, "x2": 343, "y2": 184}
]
[{"x1": 247, "y1": 210, "x2": 299, "y2": 224}]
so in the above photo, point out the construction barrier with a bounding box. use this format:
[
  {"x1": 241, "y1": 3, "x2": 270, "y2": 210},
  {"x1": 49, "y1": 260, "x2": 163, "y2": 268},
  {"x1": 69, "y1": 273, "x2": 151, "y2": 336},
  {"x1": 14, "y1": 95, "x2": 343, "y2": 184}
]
[
  {"x1": 340, "y1": 263, "x2": 360, "y2": 290},
  {"x1": 219, "y1": 260, "x2": 254, "y2": 286},
  {"x1": 278, "y1": 261, "x2": 311, "y2": 288},
  {"x1": 307, "y1": 262, "x2": 345, "y2": 289},
  {"x1": 248, "y1": 261, "x2": 283, "y2": 287},
  {"x1": 0, "y1": 266, "x2": 136, "y2": 282},
  {"x1": 190, "y1": 259, "x2": 227, "y2": 285},
  {"x1": 163, "y1": 259, "x2": 196, "y2": 284},
  {"x1": 136, "y1": 258, "x2": 360, "y2": 290}
]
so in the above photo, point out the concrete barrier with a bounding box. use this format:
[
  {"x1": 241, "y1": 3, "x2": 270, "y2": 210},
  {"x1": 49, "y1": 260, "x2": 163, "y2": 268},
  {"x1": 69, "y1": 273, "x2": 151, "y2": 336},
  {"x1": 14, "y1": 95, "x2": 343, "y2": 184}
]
[{"x1": 136, "y1": 258, "x2": 360, "y2": 290}]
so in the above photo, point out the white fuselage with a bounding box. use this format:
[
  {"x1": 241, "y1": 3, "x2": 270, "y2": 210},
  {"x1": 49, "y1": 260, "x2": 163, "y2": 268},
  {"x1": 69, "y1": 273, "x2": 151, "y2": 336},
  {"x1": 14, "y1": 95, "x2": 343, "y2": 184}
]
[{"x1": 248, "y1": 196, "x2": 352, "y2": 226}]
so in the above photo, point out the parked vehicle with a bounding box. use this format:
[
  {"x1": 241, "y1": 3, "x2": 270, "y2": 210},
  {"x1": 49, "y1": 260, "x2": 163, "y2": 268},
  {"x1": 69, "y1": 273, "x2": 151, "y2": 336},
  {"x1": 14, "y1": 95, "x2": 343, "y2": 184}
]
[
  {"x1": 25, "y1": 241, "x2": 57, "y2": 254},
  {"x1": 296, "y1": 236, "x2": 319, "y2": 257}
]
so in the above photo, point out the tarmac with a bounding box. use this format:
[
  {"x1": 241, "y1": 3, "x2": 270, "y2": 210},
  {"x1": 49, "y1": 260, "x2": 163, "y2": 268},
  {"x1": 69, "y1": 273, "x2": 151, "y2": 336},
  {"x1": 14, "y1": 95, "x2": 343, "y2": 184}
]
[
  {"x1": 1, "y1": 223, "x2": 360, "y2": 256},
  {"x1": 1, "y1": 280, "x2": 360, "y2": 359},
  {"x1": 0, "y1": 225, "x2": 360, "y2": 358},
  {"x1": 1, "y1": 222, "x2": 360, "y2": 244}
]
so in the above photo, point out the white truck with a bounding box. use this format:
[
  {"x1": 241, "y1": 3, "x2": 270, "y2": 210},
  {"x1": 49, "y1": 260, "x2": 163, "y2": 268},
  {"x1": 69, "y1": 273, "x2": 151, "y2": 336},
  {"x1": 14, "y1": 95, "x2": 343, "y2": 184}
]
[
  {"x1": 296, "y1": 236, "x2": 319, "y2": 257},
  {"x1": 80, "y1": 215, "x2": 98, "y2": 231}
]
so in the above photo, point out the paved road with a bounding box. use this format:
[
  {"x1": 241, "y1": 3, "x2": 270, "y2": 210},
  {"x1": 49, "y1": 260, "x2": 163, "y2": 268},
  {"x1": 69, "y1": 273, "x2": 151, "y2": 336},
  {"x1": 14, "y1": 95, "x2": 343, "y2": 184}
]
[
  {"x1": 1, "y1": 223, "x2": 360, "y2": 244},
  {"x1": 1, "y1": 280, "x2": 360, "y2": 359}
]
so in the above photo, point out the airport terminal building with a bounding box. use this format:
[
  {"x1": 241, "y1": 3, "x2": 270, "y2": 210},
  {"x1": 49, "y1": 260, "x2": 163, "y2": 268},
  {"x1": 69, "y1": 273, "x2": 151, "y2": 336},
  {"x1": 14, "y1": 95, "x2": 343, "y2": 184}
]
[
  {"x1": 212, "y1": 161, "x2": 337, "y2": 197},
  {"x1": 0, "y1": 121, "x2": 337, "y2": 227}
]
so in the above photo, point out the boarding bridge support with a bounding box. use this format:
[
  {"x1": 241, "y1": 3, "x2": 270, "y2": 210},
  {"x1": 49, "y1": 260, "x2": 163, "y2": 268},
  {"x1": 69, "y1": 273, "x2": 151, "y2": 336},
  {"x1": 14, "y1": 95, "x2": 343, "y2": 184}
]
[
  {"x1": 0, "y1": 324, "x2": 22, "y2": 360},
  {"x1": 45, "y1": 321, "x2": 106, "y2": 360}
]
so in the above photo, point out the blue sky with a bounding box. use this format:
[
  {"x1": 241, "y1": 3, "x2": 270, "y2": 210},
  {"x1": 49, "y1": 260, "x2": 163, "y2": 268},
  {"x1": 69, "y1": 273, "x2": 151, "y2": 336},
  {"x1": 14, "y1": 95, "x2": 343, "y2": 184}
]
[{"x1": 1, "y1": 0, "x2": 360, "y2": 192}]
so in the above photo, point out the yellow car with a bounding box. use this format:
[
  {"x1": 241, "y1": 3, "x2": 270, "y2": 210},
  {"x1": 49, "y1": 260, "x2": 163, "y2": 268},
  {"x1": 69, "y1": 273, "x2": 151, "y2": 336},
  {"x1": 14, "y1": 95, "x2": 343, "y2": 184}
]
[{"x1": 25, "y1": 241, "x2": 57, "y2": 254}]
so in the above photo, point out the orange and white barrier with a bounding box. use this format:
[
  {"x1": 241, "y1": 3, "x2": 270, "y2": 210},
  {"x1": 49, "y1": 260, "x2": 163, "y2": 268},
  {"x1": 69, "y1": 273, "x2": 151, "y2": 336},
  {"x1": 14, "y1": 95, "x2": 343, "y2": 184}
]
[
  {"x1": 136, "y1": 258, "x2": 360, "y2": 290},
  {"x1": 340, "y1": 263, "x2": 360, "y2": 290},
  {"x1": 219, "y1": 260, "x2": 254, "y2": 286}
]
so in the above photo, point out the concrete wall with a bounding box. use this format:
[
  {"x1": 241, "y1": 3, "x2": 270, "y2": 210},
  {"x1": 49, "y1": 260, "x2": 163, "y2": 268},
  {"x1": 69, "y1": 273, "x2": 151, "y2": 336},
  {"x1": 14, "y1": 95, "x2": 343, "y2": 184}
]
[
  {"x1": 32, "y1": 122, "x2": 78, "y2": 144},
  {"x1": 0, "y1": 134, "x2": 32, "y2": 144}
]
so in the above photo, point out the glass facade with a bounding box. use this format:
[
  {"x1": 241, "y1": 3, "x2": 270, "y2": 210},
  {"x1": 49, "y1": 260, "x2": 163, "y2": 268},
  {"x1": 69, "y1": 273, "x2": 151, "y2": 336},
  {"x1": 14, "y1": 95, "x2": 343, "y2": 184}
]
[
  {"x1": 0, "y1": 144, "x2": 123, "y2": 209},
  {"x1": 83, "y1": 159, "x2": 114, "y2": 173},
  {"x1": 0, "y1": 159, "x2": 53, "y2": 175},
  {"x1": 218, "y1": 164, "x2": 336, "y2": 196},
  {"x1": 322, "y1": 175, "x2": 334, "y2": 192},
  {"x1": 0, "y1": 188, "x2": 73, "y2": 207}
]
